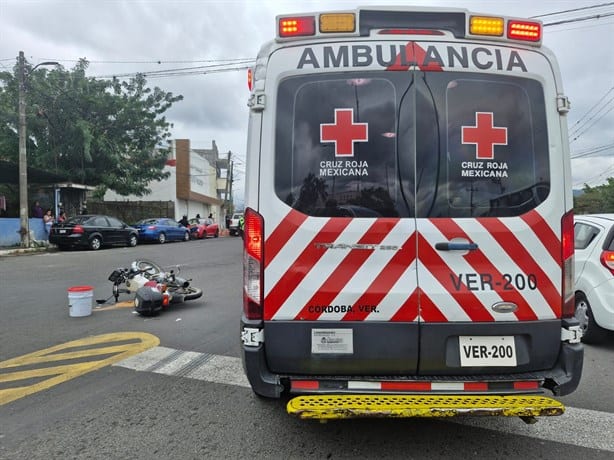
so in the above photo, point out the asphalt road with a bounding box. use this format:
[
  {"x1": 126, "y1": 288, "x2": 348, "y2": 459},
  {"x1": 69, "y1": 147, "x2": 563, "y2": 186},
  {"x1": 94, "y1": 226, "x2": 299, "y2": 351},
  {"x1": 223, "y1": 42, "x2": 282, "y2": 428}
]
[{"x1": 1, "y1": 237, "x2": 613, "y2": 459}]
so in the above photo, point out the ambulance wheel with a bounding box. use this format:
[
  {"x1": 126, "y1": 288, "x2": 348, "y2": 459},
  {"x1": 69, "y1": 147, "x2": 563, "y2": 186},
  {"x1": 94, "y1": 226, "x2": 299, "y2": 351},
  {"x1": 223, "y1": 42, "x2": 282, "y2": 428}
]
[{"x1": 575, "y1": 293, "x2": 607, "y2": 343}]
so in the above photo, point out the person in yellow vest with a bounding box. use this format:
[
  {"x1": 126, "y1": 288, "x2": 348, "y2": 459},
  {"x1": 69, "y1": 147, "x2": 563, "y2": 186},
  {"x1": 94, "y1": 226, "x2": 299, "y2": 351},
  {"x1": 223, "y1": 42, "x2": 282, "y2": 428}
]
[{"x1": 238, "y1": 214, "x2": 245, "y2": 239}]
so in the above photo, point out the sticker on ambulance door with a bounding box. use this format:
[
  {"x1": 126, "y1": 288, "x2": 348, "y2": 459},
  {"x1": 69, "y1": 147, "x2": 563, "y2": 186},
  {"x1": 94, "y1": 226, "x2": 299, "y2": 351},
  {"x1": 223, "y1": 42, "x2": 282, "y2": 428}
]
[{"x1": 311, "y1": 329, "x2": 354, "y2": 354}]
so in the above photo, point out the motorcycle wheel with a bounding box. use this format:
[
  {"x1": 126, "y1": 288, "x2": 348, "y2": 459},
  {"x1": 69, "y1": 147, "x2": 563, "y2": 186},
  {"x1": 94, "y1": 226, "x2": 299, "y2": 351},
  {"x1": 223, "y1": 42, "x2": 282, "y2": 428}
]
[
  {"x1": 168, "y1": 286, "x2": 203, "y2": 303},
  {"x1": 135, "y1": 259, "x2": 164, "y2": 277}
]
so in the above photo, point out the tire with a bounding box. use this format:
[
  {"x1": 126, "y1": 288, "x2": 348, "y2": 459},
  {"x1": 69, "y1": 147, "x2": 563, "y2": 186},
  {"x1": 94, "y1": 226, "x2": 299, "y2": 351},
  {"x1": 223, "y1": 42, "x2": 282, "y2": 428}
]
[
  {"x1": 158, "y1": 232, "x2": 166, "y2": 244},
  {"x1": 214, "y1": 229, "x2": 219, "y2": 238},
  {"x1": 575, "y1": 293, "x2": 608, "y2": 343},
  {"x1": 89, "y1": 236, "x2": 102, "y2": 251},
  {"x1": 128, "y1": 234, "x2": 138, "y2": 247},
  {"x1": 183, "y1": 286, "x2": 203, "y2": 301},
  {"x1": 135, "y1": 259, "x2": 164, "y2": 277},
  {"x1": 183, "y1": 231, "x2": 190, "y2": 242},
  {"x1": 169, "y1": 286, "x2": 203, "y2": 303}
]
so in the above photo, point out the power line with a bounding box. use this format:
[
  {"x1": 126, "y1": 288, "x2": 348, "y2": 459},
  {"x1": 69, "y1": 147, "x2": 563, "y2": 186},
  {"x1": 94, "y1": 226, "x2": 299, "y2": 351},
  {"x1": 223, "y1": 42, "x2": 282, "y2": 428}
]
[
  {"x1": 573, "y1": 163, "x2": 614, "y2": 187},
  {"x1": 41, "y1": 57, "x2": 255, "y2": 65},
  {"x1": 571, "y1": 143, "x2": 614, "y2": 158},
  {"x1": 92, "y1": 60, "x2": 255, "y2": 80},
  {"x1": 568, "y1": 85, "x2": 614, "y2": 142},
  {"x1": 531, "y1": 2, "x2": 614, "y2": 18},
  {"x1": 543, "y1": 11, "x2": 614, "y2": 26}
]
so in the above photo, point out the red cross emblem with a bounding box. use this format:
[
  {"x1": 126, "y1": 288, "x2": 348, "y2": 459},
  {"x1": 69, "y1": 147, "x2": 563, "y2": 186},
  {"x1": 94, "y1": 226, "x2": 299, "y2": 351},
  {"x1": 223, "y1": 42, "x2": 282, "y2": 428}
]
[
  {"x1": 461, "y1": 112, "x2": 508, "y2": 160},
  {"x1": 320, "y1": 108, "x2": 368, "y2": 157}
]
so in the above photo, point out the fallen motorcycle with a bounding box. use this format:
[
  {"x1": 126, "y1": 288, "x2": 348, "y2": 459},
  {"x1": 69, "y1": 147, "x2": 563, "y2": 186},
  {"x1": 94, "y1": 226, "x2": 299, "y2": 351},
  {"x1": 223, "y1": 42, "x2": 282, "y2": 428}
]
[{"x1": 97, "y1": 259, "x2": 203, "y2": 316}]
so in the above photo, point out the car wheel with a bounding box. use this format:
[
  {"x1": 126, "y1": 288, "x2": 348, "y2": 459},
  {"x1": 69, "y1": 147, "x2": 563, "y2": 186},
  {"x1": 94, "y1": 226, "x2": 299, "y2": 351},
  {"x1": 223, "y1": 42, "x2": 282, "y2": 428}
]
[
  {"x1": 128, "y1": 234, "x2": 138, "y2": 247},
  {"x1": 158, "y1": 232, "x2": 166, "y2": 244},
  {"x1": 575, "y1": 293, "x2": 608, "y2": 343},
  {"x1": 183, "y1": 231, "x2": 190, "y2": 242},
  {"x1": 89, "y1": 236, "x2": 102, "y2": 251},
  {"x1": 214, "y1": 229, "x2": 219, "y2": 238}
]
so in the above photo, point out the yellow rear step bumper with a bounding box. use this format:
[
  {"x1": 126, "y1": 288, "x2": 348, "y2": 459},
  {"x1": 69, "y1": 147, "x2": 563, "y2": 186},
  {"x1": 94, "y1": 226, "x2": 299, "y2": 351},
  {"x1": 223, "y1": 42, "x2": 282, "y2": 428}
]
[{"x1": 287, "y1": 394, "x2": 564, "y2": 420}]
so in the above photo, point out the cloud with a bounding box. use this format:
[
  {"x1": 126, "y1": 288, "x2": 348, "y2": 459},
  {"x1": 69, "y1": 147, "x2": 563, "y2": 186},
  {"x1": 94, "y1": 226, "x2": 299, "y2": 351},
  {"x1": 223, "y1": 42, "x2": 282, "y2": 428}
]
[{"x1": 1, "y1": 0, "x2": 612, "y2": 195}]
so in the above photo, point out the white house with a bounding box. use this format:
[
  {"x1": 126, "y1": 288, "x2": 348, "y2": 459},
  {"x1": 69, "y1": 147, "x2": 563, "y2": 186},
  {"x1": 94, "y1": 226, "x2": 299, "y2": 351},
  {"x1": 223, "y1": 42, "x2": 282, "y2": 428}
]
[{"x1": 104, "y1": 139, "x2": 231, "y2": 224}]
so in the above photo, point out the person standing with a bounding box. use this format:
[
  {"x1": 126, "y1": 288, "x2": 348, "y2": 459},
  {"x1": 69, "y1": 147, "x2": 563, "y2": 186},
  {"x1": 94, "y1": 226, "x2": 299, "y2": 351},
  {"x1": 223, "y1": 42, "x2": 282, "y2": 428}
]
[
  {"x1": 43, "y1": 209, "x2": 54, "y2": 238},
  {"x1": 31, "y1": 201, "x2": 43, "y2": 218}
]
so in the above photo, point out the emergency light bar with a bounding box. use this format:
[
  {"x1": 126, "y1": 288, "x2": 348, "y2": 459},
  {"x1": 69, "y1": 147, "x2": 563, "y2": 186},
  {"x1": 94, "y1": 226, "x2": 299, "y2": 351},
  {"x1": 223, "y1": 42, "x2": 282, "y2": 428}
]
[{"x1": 276, "y1": 9, "x2": 542, "y2": 45}]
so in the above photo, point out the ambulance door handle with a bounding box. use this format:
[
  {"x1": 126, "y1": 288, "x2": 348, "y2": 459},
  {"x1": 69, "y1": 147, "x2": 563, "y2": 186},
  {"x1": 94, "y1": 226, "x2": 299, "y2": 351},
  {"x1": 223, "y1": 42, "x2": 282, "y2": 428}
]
[{"x1": 435, "y1": 242, "x2": 478, "y2": 251}]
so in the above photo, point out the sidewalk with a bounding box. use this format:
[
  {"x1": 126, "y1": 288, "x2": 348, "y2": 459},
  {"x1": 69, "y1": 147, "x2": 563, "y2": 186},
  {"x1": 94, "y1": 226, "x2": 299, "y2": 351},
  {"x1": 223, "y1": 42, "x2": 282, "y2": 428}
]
[{"x1": 0, "y1": 244, "x2": 55, "y2": 257}]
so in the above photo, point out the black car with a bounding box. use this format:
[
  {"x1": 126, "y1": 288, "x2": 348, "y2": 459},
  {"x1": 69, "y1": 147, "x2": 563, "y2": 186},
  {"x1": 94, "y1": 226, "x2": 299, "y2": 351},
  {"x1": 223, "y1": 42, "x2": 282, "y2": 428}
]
[{"x1": 50, "y1": 214, "x2": 138, "y2": 250}]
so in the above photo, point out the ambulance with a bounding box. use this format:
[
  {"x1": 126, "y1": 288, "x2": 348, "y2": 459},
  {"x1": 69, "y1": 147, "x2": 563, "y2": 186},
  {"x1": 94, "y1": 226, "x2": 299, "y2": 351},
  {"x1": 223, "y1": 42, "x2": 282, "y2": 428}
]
[{"x1": 241, "y1": 7, "x2": 583, "y2": 420}]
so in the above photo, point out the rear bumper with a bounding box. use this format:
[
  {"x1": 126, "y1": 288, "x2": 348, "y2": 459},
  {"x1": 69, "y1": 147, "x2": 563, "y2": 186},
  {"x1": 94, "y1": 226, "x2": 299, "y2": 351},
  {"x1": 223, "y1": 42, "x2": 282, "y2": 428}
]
[
  {"x1": 49, "y1": 234, "x2": 88, "y2": 247},
  {"x1": 241, "y1": 318, "x2": 583, "y2": 398}
]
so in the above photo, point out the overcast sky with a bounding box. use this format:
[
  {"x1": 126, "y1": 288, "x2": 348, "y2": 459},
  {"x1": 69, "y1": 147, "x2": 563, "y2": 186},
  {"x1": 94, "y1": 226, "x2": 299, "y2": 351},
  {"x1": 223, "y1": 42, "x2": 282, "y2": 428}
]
[{"x1": 1, "y1": 0, "x2": 613, "y2": 199}]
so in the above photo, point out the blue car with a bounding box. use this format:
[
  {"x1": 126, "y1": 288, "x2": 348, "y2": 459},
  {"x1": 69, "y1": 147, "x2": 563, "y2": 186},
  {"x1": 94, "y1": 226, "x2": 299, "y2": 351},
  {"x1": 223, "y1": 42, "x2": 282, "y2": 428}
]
[{"x1": 134, "y1": 218, "x2": 190, "y2": 244}]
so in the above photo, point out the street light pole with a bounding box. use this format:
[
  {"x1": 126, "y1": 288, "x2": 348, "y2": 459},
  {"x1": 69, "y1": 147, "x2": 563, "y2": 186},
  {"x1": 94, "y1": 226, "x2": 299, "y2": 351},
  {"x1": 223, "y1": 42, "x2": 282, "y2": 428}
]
[
  {"x1": 17, "y1": 51, "x2": 59, "y2": 247},
  {"x1": 18, "y1": 51, "x2": 28, "y2": 247}
]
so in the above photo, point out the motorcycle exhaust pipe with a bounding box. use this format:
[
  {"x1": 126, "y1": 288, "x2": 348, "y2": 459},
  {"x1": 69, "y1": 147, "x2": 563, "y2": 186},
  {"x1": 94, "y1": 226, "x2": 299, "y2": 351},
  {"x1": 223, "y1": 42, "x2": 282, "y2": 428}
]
[{"x1": 175, "y1": 277, "x2": 190, "y2": 288}]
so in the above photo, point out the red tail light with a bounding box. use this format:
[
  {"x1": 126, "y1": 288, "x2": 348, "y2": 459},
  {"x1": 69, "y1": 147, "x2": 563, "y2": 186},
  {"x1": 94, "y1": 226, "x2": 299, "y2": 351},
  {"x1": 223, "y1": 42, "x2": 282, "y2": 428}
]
[
  {"x1": 278, "y1": 16, "x2": 315, "y2": 38},
  {"x1": 600, "y1": 250, "x2": 614, "y2": 275},
  {"x1": 507, "y1": 20, "x2": 541, "y2": 42},
  {"x1": 73, "y1": 225, "x2": 84, "y2": 234},
  {"x1": 561, "y1": 211, "x2": 575, "y2": 318},
  {"x1": 243, "y1": 208, "x2": 264, "y2": 320}
]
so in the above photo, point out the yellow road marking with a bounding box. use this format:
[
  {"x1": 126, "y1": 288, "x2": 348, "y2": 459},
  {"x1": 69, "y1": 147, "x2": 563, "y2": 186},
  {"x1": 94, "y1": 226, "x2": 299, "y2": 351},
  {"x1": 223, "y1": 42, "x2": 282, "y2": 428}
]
[
  {"x1": 0, "y1": 332, "x2": 159, "y2": 406},
  {"x1": 94, "y1": 300, "x2": 134, "y2": 311}
]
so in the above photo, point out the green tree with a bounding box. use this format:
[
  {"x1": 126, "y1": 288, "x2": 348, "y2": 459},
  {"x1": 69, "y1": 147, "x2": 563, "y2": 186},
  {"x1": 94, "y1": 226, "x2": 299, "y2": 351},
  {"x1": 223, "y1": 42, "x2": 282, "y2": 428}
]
[
  {"x1": 0, "y1": 57, "x2": 183, "y2": 196},
  {"x1": 574, "y1": 178, "x2": 614, "y2": 214}
]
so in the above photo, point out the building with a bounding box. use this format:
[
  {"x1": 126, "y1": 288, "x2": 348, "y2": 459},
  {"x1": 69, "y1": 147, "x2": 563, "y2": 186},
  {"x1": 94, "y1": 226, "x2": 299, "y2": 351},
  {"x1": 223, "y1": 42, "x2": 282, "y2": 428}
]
[{"x1": 104, "y1": 139, "x2": 232, "y2": 225}]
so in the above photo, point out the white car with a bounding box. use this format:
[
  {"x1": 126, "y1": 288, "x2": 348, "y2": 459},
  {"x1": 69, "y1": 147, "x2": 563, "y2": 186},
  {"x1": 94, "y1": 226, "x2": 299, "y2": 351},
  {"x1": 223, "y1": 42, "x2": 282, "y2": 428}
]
[{"x1": 574, "y1": 214, "x2": 614, "y2": 342}]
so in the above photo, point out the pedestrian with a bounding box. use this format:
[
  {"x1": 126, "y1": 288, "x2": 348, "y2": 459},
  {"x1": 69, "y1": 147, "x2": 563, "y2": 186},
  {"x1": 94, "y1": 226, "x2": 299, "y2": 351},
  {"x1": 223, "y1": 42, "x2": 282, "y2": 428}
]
[
  {"x1": 43, "y1": 209, "x2": 54, "y2": 237},
  {"x1": 31, "y1": 201, "x2": 43, "y2": 218},
  {"x1": 179, "y1": 215, "x2": 189, "y2": 227},
  {"x1": 206, "y1": 213, "x2": 214, "y2": 225},
  {"x1": 57, "y1": 210, "x2": 67, "y2": 223}
]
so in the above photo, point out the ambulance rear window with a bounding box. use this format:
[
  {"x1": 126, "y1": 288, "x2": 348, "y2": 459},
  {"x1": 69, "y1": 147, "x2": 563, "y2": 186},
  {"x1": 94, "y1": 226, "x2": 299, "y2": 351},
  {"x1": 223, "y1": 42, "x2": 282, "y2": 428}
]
[{"x1": 274, "y1": 71, "x2": 549, "y2": 218}]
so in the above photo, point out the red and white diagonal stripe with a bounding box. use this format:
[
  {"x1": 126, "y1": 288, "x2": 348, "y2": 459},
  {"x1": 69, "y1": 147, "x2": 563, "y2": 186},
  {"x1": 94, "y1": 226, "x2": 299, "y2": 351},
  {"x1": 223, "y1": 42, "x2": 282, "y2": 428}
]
[{"x1": 263, "y1": 209, "x2": 562, "y2": 323}]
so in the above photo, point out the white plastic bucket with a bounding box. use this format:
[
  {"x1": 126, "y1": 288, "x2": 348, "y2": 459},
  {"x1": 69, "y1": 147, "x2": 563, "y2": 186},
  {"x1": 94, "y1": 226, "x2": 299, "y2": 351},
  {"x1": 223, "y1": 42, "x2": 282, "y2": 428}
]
[{"x1": 68, "y1": 286, "x2": 93, "y2": 317}]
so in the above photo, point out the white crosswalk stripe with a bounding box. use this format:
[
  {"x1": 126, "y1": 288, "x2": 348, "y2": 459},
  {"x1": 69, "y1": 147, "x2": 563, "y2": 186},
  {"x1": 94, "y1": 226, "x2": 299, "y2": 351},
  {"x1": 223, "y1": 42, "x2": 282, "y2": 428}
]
[{"x1": 115, "y1": 346, "x2": 614, "y2": 452}]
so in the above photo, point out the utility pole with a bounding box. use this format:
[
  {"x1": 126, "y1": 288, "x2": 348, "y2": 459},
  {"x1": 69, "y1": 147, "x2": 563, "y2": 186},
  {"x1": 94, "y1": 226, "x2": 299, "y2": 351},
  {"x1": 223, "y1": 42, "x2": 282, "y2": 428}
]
[
  {"x1": 18, "y1": 51, "x2": 29, "y2": 247},
  {"x1": 17, "y1": 52, "x2": 59, "y2": 247}
]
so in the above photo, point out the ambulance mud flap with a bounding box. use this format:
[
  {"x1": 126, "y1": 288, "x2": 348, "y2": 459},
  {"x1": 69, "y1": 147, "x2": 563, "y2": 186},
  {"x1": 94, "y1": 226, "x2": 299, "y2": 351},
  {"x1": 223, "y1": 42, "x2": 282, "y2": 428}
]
[{"x1": 287, "y1": 394, "x2": 564, "y2": 420}]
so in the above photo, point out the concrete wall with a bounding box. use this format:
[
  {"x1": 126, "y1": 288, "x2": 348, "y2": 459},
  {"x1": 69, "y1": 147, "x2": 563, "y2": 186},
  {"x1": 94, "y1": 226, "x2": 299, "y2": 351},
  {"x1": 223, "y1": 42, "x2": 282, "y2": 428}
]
[{"x1": 0, "y1": 218, "x2": 47, "y2": 246}]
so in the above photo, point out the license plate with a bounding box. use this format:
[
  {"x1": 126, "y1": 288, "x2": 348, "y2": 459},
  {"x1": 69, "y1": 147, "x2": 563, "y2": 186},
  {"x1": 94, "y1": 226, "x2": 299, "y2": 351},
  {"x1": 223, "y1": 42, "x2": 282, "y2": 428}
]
[
  {"x1": 59, "y1": 229, "x2": 67, "y2": 234},
  {"x1": 459, "y1": 336, "x2": 516, "y2": 367}
]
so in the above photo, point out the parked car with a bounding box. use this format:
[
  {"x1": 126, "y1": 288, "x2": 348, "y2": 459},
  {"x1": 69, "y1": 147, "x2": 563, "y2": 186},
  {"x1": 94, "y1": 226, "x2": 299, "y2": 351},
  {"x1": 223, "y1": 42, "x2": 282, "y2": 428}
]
[
  {"x1": 133, "y1": 218, "x2": 190, "y2": 244},
  {"x1": 188, "y1": 218, "x2": 219, "y2": 239},
  {"x1": 228, "y1": 212, "x2": 243, "y2": 236},
  {"x1": 574, "y1": 214, "x2": 614, "y2": 342},
  {"x1": 50, "y1": 214, "x2": 138, "y2": 251}
]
